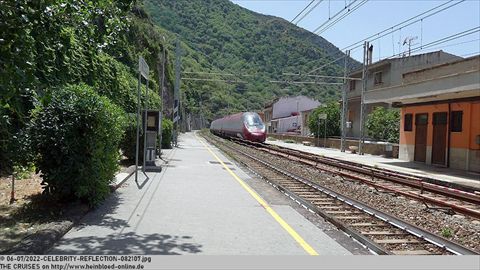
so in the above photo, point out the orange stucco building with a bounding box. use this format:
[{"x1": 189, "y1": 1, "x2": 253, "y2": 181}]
[
  {"x1": 365, "y1": 55, "x2": 480, "y2": 172},
  {"x1": 400, "y1": 100, "x2": 480, "y2": 172}
]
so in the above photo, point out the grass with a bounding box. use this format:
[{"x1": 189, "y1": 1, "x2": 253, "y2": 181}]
[
  {"x1": 266, "y1": 137, "x2": 277, "y2": 141},
  {"x1": 284, "y1": 139, "x2": 296, "y2": 144},
  {"x1": 441, "y1": 227, "x2": 453, "y2": 238}
]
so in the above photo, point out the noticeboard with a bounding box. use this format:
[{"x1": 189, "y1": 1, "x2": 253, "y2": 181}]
[
  {"x1": 139, "y1": 56, "x2": 149, "y2": 80},
  {"x1": 318, "y1": 113, "x2": 327, "y2": 120}
]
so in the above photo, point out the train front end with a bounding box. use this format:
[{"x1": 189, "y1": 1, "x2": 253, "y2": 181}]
[{"x1": 242, "y1": 112, "x2": 267, "y2": 143}]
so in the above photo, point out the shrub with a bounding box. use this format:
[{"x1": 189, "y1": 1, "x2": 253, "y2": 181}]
[
  {"x1": 162, "y1": 119, "x2": 173, "y2": 149},
  {"x1": 308, "y1": 102, "x2": 341, "y2": 138},
  {"x1": 366, "y1": 107, "x2": 400, "y2": 143},
  {"x1": 30, "y1": 84, "x2": 126, "y2": 206},
  {"x1": 120, "y1": 113, "x2": 141, "y2": 161}
]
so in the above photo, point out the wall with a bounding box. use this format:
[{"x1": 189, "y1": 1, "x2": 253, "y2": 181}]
[
  {"x1": 344, "y1": 99, "x2": 390, "y2": 138},
  {"x1": 272, "y1": 96, "x2": 320, "y2": 119},
  {"x1": 399, "y1": 100, "x2": 480, "y2": 172},
  {"x1": 267, "y1": 134, "x2": 399, "y2": 158}
]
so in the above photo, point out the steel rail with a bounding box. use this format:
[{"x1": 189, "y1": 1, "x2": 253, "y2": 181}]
[
  {"x1": 230, "y1": 138, "x2": 480, "y2": 218},
  {"x1": 261, "y1": 144, "x2": 480, "y2": 205},
  {"x1": 210, "y1": 135, "x2": 479, "y2": 255}
]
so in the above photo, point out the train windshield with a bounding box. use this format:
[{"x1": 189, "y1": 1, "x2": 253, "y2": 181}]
[{"x1": 245, "y1": 113, "x2": 264, "y2": 128}]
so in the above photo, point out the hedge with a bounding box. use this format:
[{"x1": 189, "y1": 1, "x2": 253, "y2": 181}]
[{"x1": 30, "y1": 84, "x2": 126, "y2": 206}]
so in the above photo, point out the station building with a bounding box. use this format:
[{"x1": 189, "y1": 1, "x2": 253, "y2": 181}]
[
  {"x1": 365, "y1": 55, "x2": 480, "y2": 172},
  {"x1": 346, "y1": 51, "x2": 462, "y2": 139}
]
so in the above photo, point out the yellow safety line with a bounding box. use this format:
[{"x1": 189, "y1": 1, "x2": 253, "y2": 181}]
[{"x1": 195, "y1": 133, "x2": 319, "y2": 256}]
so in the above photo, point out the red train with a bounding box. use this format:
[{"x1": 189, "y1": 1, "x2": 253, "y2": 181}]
[{"x1": 210, "y1": 112, "x2": 266, "y2": 142}]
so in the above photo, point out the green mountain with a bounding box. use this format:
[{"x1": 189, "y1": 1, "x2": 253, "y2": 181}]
[{"x1": 143, "y1": 0, "x2": 359, "y2": 120}]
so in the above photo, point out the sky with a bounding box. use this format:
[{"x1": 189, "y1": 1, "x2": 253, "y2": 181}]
[{"x1": 230, "y1": 0, "x2": 480, "y2": 62}]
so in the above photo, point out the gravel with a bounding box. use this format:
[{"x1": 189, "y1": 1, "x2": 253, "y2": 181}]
[{"x1": 227, "y1": 140, "x2": 480, "y2": 253}]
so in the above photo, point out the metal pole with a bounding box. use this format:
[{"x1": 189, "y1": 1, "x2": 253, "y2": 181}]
[
  {"x1": 359, "y1": 41, "x2": 369, "y2": 155},
  {"x1": 10, "y1": 174, "x2": 15, "y2": 204},
  {"x1": 135, "y1": 69, "x2": 141, "y2": 182},
  {"x1": 143, "y1": 79, "x2": 149, "y2": 172},
  {"x1": 324, "y1": 118, "x2": 327, "y2": 148},
  {"x1": 317, "y1": 119, "x2": 320, "y2": 147},
  {"x1": 159, "y1": 38, "x2": 166, "y2": 155},
  {"x1": 341, "y1": 50, "x2": 350, "y2": 152},
  {"x1": 173, "y1": 39, "x2": 181, "y2": 146}
]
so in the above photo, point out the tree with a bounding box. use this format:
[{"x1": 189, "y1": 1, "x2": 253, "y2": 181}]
[
  {"x1": 366, "y1": 107, "x2": 400, "y2": 143},
  {"x1": 308, "y1": 102, "x2": 341, "y2": 138}
]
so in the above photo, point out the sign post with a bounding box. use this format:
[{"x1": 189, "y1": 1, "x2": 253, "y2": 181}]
[{"x1": 136, "y1": 56, "x2": 149, "y2": 183}]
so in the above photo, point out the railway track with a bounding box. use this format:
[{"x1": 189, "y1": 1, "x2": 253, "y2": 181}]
[
  {"x1": 204, "y1": 133, "x2": 479, "y2": 255},
  {"x1": 231, "y1": 137, "x2": 480, "y2": 220}
]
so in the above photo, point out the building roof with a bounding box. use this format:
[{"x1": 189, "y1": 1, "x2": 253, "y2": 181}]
[{"x1": 349, "y1": 50, "x2": 461, "y2": 76}]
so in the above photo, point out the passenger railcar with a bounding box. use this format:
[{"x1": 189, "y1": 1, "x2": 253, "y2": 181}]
[{"x1": 210, "y1": 112, "x2": 266, "y2": 142}]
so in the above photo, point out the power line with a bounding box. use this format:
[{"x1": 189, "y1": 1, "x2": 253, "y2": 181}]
[
  {"x1": 269, "y1": 80, "x2": 344, "y2": 85},
  {"x1": 311, "y1": 0, "x2": 360, "y2": 33},
  {"x1": 291, "y1": 0, "x2": 316, "y2": 23},
  {"x1": 306, "y1": 54, "x2": 346, "y2": 74},
  {"x1": 341, "y1": 0, "x2": 465, "y2": 51},
  {"x1": 182, "y1": 71, "x2": 255, "y2": 77},
  {"x1": 293, "y1": 0, "x2": 325, "y2": 25},
  {"x1": 406, "y1": 27, "x2": 480, "y2": 55},
  {"x1": 315, "y1": 0, "x2": 369, "y2": 35},
  {"x1": 282, "y1": 72, "x2": 362, "y2": 80},
  {"x1": 182, "y1": 77, "x2": 247, "y2": 83},
  {"x1": 376, "y1": 27, "x2": 480, "y2": 62}
]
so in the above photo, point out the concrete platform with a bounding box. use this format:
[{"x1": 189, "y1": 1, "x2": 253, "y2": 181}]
[
  {"x1": 266, "y1": 139, "x2": 480, "y2": 190},
  {"x1": 49, "y1": 132, "x2": 352, "y2": 255}
]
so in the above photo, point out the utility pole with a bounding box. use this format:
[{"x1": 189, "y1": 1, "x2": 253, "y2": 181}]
[
  {"x1": 173, "y1": 39, "x2": 181, "y2": 146},
  {"x1": 340, "y1": 50, "x2": 350, "y2": 152},
  {"x1": 158, "y1": 36, "x2": 166, "y2": 156},
  {"x1": 359, "y1": 42, "x2": 370, "y2": 155}
]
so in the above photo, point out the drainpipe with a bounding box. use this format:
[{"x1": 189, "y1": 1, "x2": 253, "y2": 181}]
[{"x1": 447, "y1": 102, "x2": 451, "y2": 168}]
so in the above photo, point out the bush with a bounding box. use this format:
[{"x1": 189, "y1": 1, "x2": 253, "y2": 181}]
[
  {"x1": 308, "y1": 102, "x2": 341, "y2": 138},
  {"x1": 162, "y1": 119, "x2": 173, "y2": 149},
  {"x1": 120, "y1": 114, "x2": 141, "y2": 161},
  {"x1": 366, "y1": 107, "x2": 400, "y2": 143},
  {"x1": 30, "y1": 84, "x2": 126, "y2": 206},
  {"x1": 0, "y1": 107, "x2": 13, "y2": 174}
]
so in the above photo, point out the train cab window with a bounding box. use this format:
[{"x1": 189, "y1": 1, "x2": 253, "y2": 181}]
[
  {"x1": 404, "y1": 113, "x2": 412, "y2": 131},
  {"x1": 245, "y1": 113, "x2": 264, "y2": 128},
  {"x1": 451, "y1": 111, "x2": 463, "y2": 132}
]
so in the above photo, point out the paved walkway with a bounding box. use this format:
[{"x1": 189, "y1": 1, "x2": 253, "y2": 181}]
[
  {"x1": 49, "y1": 132, "x2": 351, "y2": 255},
  {"x1": 266, "y1": 140, "x2": 480, "y2": 190}
]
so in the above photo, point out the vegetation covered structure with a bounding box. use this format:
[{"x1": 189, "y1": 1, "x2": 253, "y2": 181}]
[{"x1": 0, "y1": 1, "x2": 173, "y2": 205}]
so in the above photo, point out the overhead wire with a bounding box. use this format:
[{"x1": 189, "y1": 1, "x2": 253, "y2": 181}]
[
  {"x1": 341, "y1": 0, "x2": 465, "y2": 51},
  {"x1": 375, "y1": 27, "x2": 480, "y2": 62},
  {"x1": 314, "y1": 0, "x2": 369, "y2": 35},
  {"x1": 311, "y1": 0, "x2": 360, "y2": 33},
  {"x1": 292, "y1": 0, "x2": 325, "y2": 25},
  {"x1": 291, "y1": 0, "x2": 316, "y2": 23}
]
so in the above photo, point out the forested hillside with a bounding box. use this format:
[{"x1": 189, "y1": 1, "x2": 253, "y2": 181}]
[
  {"x1": 0, "y1": 1, "x2": 179, "y2": 203},
  {"x1": 144, "y1": 0, "x2": 359, "y2": 118}
]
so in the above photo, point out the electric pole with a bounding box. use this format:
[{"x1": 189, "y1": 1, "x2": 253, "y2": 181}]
[
  {"x1": 173, "y1": 39, "x2": 181, "y2": 146},
  {"x1": 158, "y1": 36, "x2": 166, "y2": 156},
  {"x1": 358, "y1": 41, "x2": 370, "y2": 155},
  {"x1": 341, "y1": 50, "x2": 350, "y2": 152}
]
